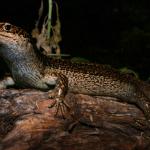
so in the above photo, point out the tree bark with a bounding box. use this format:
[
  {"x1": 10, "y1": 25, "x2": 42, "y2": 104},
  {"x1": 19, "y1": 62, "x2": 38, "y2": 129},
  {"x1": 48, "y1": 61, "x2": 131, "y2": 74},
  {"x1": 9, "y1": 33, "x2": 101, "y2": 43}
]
[{"x1": 0, "y1": 89, "x2": 150, "y2": 150}]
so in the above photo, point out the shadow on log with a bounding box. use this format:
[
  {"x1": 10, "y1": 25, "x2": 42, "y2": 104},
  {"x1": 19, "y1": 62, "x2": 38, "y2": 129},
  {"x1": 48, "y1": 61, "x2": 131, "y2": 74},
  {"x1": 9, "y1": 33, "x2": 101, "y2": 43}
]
[{"x1": 0, "y1": 89, "x2": 150, "y2": 150}]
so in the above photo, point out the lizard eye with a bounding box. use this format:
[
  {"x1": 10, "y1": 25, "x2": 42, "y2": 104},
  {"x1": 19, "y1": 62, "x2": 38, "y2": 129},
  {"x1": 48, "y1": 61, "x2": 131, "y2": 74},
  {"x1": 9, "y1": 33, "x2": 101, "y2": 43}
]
[{"x1": 3, "y1": 23, "x2": 12, "y2": 32}]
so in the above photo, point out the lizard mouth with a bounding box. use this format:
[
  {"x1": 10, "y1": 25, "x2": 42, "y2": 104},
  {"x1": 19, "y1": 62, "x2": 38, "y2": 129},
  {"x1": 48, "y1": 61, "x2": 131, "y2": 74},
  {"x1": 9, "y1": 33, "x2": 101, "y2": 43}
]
[
  {"x1": 0, "y1": 33, "x2": 15, "y2": 45},
  {"x1": 0, "y1": 33, "x2": 12, "y2": 38}
]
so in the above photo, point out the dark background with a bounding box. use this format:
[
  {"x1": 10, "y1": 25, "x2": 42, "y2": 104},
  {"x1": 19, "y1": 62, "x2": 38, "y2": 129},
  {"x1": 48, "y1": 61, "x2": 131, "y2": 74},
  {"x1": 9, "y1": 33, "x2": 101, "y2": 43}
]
[{"x1": 0, "y1": 0, "x2": 150, "y2": 79}]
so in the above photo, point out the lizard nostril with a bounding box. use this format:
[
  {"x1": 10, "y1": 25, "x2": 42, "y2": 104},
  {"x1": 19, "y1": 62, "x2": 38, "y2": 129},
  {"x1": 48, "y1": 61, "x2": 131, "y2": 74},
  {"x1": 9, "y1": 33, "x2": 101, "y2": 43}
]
[{"x1": 3, "y1": 23, "x2": 12, "y2": 32}]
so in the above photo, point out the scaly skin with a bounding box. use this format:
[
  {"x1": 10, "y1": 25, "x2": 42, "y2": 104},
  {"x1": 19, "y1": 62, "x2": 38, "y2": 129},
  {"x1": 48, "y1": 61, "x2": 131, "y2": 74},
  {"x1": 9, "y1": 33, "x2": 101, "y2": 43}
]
[{"x1": 0, "y1": 22, "x2": 150, "y2": 120}]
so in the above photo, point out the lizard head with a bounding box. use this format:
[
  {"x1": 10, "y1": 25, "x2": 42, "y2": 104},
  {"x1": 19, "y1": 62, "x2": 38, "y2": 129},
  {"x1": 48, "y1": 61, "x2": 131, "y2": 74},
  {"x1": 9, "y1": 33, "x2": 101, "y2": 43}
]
[
  {"x1": 0, "y1": 22, "x2": 31, "y2": 49},
  {"x1": 0, "y1": 22, "x2": 30, "y2": 50},
  {"x1": 0, "y1": 22, "x2": 33, "y2": 62},
  {"x1": 0, "y1": 22, "x2": 29, "y2": 39}
]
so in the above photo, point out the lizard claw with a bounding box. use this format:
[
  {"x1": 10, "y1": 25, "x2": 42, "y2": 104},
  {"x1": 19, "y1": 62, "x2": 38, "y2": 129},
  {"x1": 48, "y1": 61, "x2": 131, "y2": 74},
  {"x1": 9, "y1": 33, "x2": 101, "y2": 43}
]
[
  {"x1": 55, "y1": 97, "x2": 70, "y2": 118},
  {"x1": 48, "y1": 96, "x2": 70, "y2": 118},
  {"x1": 133, "y1": 118, "x2": 150, "y2": 138}
]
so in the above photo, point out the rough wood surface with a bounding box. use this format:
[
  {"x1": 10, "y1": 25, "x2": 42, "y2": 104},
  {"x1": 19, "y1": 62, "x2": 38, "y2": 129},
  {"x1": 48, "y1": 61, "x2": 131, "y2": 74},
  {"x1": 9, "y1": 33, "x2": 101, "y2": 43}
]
[{"x1": 0, "y1": 89, "x2": 150, "y2": 150}]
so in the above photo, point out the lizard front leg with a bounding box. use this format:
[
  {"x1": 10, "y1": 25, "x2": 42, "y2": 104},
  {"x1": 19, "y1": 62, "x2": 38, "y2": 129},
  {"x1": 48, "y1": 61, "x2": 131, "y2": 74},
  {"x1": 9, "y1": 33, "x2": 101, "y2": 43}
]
[
  {"x1": 0, "y1": 76, "x2": 15, "y2": 89},
  {"x1": 42, "y1": 71, "x2": 70, "y2": 117}
]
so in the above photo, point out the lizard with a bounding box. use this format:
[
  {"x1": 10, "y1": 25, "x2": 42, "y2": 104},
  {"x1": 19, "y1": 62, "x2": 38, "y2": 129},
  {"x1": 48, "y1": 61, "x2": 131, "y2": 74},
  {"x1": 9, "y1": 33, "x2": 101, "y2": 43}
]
[{"x1": 0, "y1": 22, "x2": 150, "y2": 122}]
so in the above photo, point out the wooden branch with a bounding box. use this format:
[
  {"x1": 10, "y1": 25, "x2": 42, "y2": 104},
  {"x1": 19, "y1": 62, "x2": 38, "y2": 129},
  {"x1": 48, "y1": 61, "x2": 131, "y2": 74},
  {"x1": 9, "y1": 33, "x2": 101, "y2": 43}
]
[{"x1": 0, "y1": 89, "x2": 150, "y2": 150}]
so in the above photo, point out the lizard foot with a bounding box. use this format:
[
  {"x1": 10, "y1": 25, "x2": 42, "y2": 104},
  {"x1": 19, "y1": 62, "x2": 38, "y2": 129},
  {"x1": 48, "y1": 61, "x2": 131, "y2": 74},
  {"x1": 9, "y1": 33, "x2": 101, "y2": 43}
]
[
  {"x1": 136, "y1": 98, "x2": 150, "y2": 125},
  {"x1": 0, "y1": 76, "x2": 15, "y2": 89},
  {"x1": 48, "y1": 96, "x2": 70, "y2": 118},
  {"x1": 134, "y1": 119, "x2": 150, "y2": 138},
  {"x1": 134, "y1": 119, "x2": 150, "y2": 130}
]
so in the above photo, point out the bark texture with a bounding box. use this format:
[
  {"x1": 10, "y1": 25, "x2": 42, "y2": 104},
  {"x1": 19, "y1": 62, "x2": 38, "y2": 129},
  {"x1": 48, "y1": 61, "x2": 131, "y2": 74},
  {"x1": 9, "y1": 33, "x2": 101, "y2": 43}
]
[{"x1": 0, "y1": 89, "x2": 150, "y2": 150}]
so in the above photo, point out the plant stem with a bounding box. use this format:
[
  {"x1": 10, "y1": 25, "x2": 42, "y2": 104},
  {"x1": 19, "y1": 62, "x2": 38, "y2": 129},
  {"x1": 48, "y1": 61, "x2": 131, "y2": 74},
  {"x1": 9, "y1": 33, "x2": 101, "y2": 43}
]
[{"x1": 48, "y1": 0, "x2": 52, "y2": 40}]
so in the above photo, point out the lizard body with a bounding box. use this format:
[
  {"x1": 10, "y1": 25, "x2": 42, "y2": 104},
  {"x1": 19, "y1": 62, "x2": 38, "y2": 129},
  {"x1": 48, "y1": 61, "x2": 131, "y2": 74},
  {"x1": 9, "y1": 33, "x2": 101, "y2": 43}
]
[{"x1": 0, "y1": 22, "x2": 150, "y2": 120}]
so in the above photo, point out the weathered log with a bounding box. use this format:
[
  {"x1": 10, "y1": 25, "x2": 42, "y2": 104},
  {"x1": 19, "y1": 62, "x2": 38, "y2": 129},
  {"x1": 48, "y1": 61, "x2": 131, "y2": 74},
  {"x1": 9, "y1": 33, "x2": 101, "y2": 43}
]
[{"x1": 0, "y1": 89, "x2": 150, "y2": 150}]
